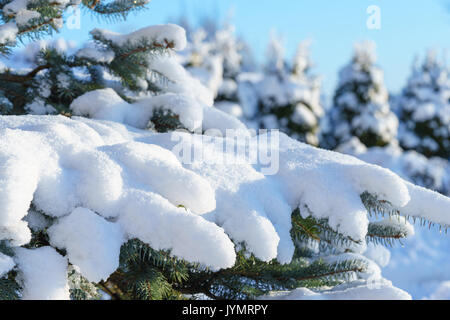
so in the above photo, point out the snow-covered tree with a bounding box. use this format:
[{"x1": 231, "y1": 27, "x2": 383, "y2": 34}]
[
  {"x1": 337, "y1": 137, "x2": 450, "y2": 197},
  {"x1": 0, "y1": 0, "x2": 163, "y2": 115},
  {"x1": 257, "y1": 36, "x2": 324, "y2": 146},
  {"x1": 0, "y1": 1, "x2": 450, "y2": 301},
  {"x1": 178, "y1": 21, "x2": 258, "y2": 127},
  {"x1": 324, "y1": 41, "x2": 398, "y2": 149},
  {"x1": 397, "y1": 50, "x2": 450, "y2": 159}
]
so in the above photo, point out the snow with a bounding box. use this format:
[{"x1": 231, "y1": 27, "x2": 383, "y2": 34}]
[
  {"x1": 364, "y1": 243, "x2": 391, "y2": 268},
  {"x1": 397, "y1": 50, "x2": 450, "y2": 158},
  {"x1": 1, "y1": 9, "x2": 449, "y2": 300},
  {"x1": 293, "y1": 40, "x2": 313, "y2": 76},
  {"x1": 412, "y1": 103, "x2": 437, "y2": 122},
  {"x1": 336, "y1": 139, "x2": 450, "y2": 299},
  {"x1": 0, "y1": 114, "x2": 449, "y2": 282},
  {"x1": 373, "y1": 215, "x2": 415, "y2": 237},
  {"x1": 292, "y1": 104, "x2": 317, "y2": 127},
  {"x1": 273, "y1": 135, "x2": 411, "y2": 241},
  {"x1": 2, "y1": 0, "x2": 40, "y2": 26},
  {"x1": 325, "y1": 41, "x2": 398, "y2": 148},
  {"x1": 118, "y1": 189, "x2": 236, "y2": 271},
  {"x1": 3, "y1": 0, "x2": 29, "y2": 14},
  {"x1": 25, "y1": 99, "x2": 57, "y2": 115},
  {"x1": 0, "y1": 23, "x2": 18, "y2": 45},
  {"x1": 6, "y1": 38, "x2": 77, "y2": 70},
  {"x1": 70, "y1": 88, "x2": 247, "y2": 134},
  {"x1": 338, "y1": 138, "x2": 450, "y2": 196},
  {"x1": 402, "y1": 181, "x2": 450, "y2": 229},
  {"x1": 202, "y1": 105, "x2": 248, "y2": 134},
  {"x1": 0, "y1": 221, "x2": 31, "y2": 247},
  {"x1": 0, "y1": 129, "x2": 46, "y2": 232},
  {"x1": 0, "y1": 252, "x2": 15, "y2": 278},
  {"x1": 0, "y1": 0, "x2": 70, "y2": 38},
  {"x1": 260, "y1": 279, "x2": 411, "y2": 300},
  {"x1": 70, "y1": 88, "x2": 204, "y2": 132},
  {"x1": 103, "y1": 141, "x2": 216, "y2": 215},
  {"x1": 91, "y1": 24, "x2": 187, "y2": 51},
  {"x1": 15, "y1": 10, "x2": 40, "y2": 26},
  {"x1": 23, "y1": 209, "x2": 51, "y2": 232},
  {"x1": 14, "y1": 246, "x2": 70, "y2": 300},
  {"x1": 265, "y1": 34, "x2": 285, "y2": 74},
  {"x1": 384, "y1": 226, "x2": 450, "y2": 299},
  {"x1": 48, "y1": 207, "x2": 124, "y2": 282},
  {"x1": 76, "y1": 44, "x2": 115, "y2": 64},
  {"x1": 215, "y1": 101, "x2": 244, "y2": 119},
  {"x1": 148, "y1": 55, "x2": 214, "y2": 107}
]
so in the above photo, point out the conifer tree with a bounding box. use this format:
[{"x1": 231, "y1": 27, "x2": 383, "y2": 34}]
[
  {"x1": 257, "y1": 36, "x2": 324, "y2": 146},
  {"x1": 0, "y1": 0, "x2": 187, "y2": 118},
  {"x1": 180, "y1": 21, "x2": 254, "y2": 125},
  {"x1": 397, "y1": 50, "x2": 450, "y2": 159},
  {"x1": 323, "y1": 41, "x2": 398, "y2": 149},
  {"x1": 0, "y1": 1, "x2": 449, "y2": 301}
]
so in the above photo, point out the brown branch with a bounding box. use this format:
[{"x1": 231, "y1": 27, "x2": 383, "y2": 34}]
[
  {"x1": 98, "y1": 279, "x2": 126, "y2": 300},
  {"x1": 88, "y1": 0, "x2": 100, "y2": 9},
  {"x1": 18, "y1": 16, "x2": 62, "y2": 36},
  {"x1": 26, "y1": 63, "x2": 52, "y2": 78},
  {"x1": 0, "y1": 64, "x2": 51, "y2": 84},
  {"x1": 293, "y1": 219, "x2": 321, "y2": 241}
]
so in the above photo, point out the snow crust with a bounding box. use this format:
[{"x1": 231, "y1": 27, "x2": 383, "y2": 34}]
[
  {"x1": 0, "y1": 114, "x2": 448, "y2": 296},
  {"x1": 14, "y1": 246, "x2": 70, "y2": 300},
  {"x1": 48, "y1": 207, "x2": 124, "y2": 282}
]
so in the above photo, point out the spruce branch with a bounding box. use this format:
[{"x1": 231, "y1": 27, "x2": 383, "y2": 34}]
[
  {"x1": 0, "y1": 277, "x2": 20, "y2": 300},
  {"x1": 361, "y1": 191, "x2": 450, "y2": 235},
  {"x1": 82, "y1": 0, "x2": 149, "y2": 21},
  {"x1": 290, "y1": 208, "x2": 361, "y2": 250}
]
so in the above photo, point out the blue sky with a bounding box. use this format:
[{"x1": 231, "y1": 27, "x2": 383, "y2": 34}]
[{"x1": 58, "y1": 0, "x2": 450, "y2": 96}]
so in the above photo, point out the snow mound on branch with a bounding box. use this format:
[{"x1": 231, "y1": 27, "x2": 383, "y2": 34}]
[
  {"x1": 103, "y1": 142, "x2": 216, "y2": 214},
  {"x1": 0, "y1": 115, "x2": 449, "y2": 283},
  {"x1": 118, "y1": 190, "x2": 236, "y2": 270},
  {"x1": 70, "y1": 88, "x2": 247, "y2": 134},
  {"x1": 148, "y1": 55, "x2": 215, "y2": 107},
  {"x1": 48, "y1": 207, "x2": 124, "y2": 283},
  {"x1": 0, "y1": 115, "x2": 231, "y2": 273},
  {"x1": 91, "y1": 24, "x2": 187, "y2": 51},
  {"x1": 130, "y1": 125, "x2": 449, "y2": 262},
  {"x1": 0, "y1": 22, "x2": 18, "y2": 45},
  {"x1": 274, "y1": 136, "x2": 410, "y2": 240},
  {"x1": 364, "y1": 243, "x2": 391, "y2": 268},
  {"x1": 260, "y1": 279, "x2": 411, "y2": 300},
  {"x1": 76, "y1": 44, "x2": 115, "y2": 64},
  {"x1": 338, "y1": 138, "x2": 450, "y2": 196},
  {"x1": 14, "y1": 246, "x2": 69, "y2": 300},
  {"x1": 0, "y1": 252, "x2": 15, "y2": 277},
  {"x1": 70, "y1": 88, "x2": 203, "y2": 132},
  {"x1": 371, "y1": 215, "x2": 415, "y2": 238},
  {"x1": 0, "y1": 0, "x2": 69, "y2": 45}
]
